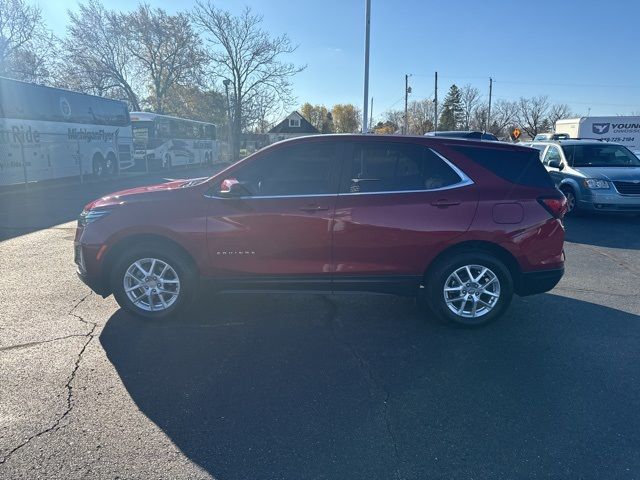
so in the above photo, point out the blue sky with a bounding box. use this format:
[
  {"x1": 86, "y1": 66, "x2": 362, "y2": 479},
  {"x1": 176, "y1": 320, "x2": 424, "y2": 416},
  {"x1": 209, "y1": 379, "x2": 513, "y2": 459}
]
[{"x1": 41, "y1": 0, "x2": 640, "y2": 118}]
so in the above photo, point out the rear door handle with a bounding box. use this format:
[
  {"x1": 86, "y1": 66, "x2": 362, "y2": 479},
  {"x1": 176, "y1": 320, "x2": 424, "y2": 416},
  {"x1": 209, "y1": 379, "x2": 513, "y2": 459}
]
[
  {"x1": 299, "y1": 205, "x2": 330, "y2": 212},
  {"x1": 430, "y1": 199, "x2": 461, "y2": 208}
]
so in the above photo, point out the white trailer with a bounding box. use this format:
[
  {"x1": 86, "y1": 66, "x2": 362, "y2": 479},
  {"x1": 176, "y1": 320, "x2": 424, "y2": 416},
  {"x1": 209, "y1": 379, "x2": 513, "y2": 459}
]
[{"x1": 555, "y1": 116, "x2": 640, "y2": 153}]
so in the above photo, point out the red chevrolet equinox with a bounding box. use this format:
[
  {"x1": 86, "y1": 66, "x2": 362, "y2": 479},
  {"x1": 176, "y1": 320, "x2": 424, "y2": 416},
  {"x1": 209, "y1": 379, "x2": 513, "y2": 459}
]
[{"x1": 75, "y1": 135, "x2": 566, "y2": 326}]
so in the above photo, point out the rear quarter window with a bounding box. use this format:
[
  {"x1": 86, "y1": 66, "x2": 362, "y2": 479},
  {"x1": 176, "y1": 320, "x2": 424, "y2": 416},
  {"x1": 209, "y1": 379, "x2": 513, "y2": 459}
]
[{"x1": 450, "y1": 145, "x2": 555, "y2": 188}]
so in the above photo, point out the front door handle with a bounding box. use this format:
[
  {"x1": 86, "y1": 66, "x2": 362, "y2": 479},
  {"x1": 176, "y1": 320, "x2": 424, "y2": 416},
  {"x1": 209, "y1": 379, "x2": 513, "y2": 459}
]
[
  {"x1": 299, "y1": 205, "x2": 330, "y2": 213},
  {"x1": 430, "y1": 199, "x2": 461, "y2": 208}
]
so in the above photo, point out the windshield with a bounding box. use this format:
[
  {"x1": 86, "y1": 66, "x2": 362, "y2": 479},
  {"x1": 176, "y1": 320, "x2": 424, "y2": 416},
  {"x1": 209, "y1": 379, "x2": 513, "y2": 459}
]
[{"x1": 563, "y1": 144, "x2": 640, "y2": 167}]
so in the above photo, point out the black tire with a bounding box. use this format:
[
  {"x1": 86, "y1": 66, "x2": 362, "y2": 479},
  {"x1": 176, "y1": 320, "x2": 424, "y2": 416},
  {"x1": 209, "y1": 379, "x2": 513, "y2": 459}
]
[
  {"x1": 426, "y1": 251, "x2": 514, "y2": 327},
  {"x1": 163, "y1": 153, "x2": 172, "y2": 170},
  {"x1": 105, "y1": 153, "x2": 117, "y2": 176},
  {"x1": 111, "y1": 243, "x2": 197, "y2": 320},
  {"x1": 92, "y1": 155, "x2": 105, "y2": 177},
  {"x1": 560, "y1": 185, "x2": 577, "y2": 216}
]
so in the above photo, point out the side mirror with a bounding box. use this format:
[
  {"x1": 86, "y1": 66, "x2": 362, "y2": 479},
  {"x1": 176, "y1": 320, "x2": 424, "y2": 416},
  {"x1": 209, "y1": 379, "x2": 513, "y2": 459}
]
[
  {"x1": 548, "y1": 159, "x2": 563, "y2": 170},
  {"x1": 219, "y1": 178, "x2": 251, "y2": 197}
]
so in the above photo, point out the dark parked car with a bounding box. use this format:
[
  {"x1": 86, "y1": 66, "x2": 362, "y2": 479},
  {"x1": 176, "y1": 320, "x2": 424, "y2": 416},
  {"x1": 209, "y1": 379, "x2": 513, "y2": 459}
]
[
  {"x1": 75, "y1": 135, "x2": 566, "y2": 326},
  {"x1": 424, "y1": 130, "x2": 499, "y2": 141}
]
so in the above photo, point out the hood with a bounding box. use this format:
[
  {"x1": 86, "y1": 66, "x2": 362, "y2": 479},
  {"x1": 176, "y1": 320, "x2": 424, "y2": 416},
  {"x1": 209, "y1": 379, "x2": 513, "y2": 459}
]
[
  {"x1": 85, "y1": 177, "x2": 209, "y2": 210},
  {"x1": 572, "y1": 166, "x2": 640, "y2": 182}
]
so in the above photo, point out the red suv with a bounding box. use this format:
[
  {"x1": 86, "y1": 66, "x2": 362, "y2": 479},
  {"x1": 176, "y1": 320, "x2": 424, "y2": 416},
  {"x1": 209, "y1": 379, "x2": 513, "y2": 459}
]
[{"x1": 75, "y1": 135, "x2": 566, "y2": 326}]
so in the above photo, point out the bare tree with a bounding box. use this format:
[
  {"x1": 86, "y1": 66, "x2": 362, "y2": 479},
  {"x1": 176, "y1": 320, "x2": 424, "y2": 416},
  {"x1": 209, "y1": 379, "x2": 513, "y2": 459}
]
[
  {"x1": 244, "y1": 89, "x2": 292, "y2": 133},
  {"x1": 460, "y1": 84, "x2": 482, "y2": 130},
  {"x1": 490, "y1": 99, "x2": 519, "y2": 138},
  {"x1": 192, "y1": 2, "x2": 305, "y2": 160},
  {"x1": 0, "y1": 0, "x2": 54, "y2": 82},
  {"x1": 547, "y1": 103, "x2": 573, "y2": 130},
  {"x1": 162, "y1": 84, "x2": 226, "y2": 125},
  {"x1": 407, "y1": 99, "x2": 435, "y2": 135},
  {"x1": 384, "y1": 109, "x2": 404, "y2": 131},
  {"x1": 124, "y1": 4, "x2": 206, "y2": 113},
  {"x1": 470, "y1": 104, "x2": 488, "y2": 132},
  {"x1": 62, "y1": 0, "x2": 141, "y2": 109},
  {"x1": 517, "y1": 96, "x2": 551, "y2": 138}
]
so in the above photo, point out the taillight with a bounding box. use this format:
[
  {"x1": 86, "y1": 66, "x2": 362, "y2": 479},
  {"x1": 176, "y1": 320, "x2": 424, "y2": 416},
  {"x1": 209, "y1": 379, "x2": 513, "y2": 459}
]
[{"x1": 537, "y1": 196, "x2": 567, "y2": 219}]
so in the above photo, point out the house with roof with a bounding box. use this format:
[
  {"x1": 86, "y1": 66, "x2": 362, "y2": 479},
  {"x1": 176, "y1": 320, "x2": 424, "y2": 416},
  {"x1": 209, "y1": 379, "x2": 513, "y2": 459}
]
[{"x1": 267, "y1": 111, "x2": 319, "y2": 144}]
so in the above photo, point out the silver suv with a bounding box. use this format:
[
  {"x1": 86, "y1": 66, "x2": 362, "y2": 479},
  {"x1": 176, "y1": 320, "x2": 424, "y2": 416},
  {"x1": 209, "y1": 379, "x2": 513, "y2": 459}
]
[{"x1": 526, "y1": 139, "x2": 640, "y2": 214}]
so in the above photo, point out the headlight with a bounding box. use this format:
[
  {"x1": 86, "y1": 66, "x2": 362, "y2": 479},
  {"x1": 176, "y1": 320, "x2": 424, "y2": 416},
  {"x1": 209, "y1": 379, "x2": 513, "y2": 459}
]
[
  {"x1": 583, "y1": 179, "x2": 610, "y2": 189},
  {"x1": 78, "y1": 208, "x2": 112, "y2": 227}
]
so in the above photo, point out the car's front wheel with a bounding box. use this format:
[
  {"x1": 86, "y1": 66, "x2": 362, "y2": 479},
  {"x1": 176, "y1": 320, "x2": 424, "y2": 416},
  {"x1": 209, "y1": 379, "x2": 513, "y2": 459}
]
[
  {"x1": 426, "y1": 252, "x2": 513, "y2": 327},
  {"x1": 111, "y1": 244, "x2": 197, "y2": 319}
]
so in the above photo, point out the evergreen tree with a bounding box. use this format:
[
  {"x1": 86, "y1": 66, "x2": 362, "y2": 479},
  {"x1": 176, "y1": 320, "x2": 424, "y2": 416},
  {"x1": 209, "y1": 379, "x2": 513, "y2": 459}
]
[{"x1": 439, "y1": 84, "x2": 463, "y2": 130}]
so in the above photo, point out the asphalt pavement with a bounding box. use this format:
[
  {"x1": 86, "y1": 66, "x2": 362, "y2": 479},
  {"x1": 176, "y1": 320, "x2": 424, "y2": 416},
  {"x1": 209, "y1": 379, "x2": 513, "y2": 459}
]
[{"x1": 1, "y1": 171, "x2": 640, "y2": 479}]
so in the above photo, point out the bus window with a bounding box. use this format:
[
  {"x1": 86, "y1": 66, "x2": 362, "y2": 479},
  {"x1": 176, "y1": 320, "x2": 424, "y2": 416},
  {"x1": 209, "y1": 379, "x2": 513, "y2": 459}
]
[
  {"x1": 157, "y1": 119, "x2": 170, "y2": 139},
  {"x1": 205, "y1": 125, "x2": 215, "y2": 140},
  {"x1": 93, "y1": 98, "x2": 129, "y2": 126}
]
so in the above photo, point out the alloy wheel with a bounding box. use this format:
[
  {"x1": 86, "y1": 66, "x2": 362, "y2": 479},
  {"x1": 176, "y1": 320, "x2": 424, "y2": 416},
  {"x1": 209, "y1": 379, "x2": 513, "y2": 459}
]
[
  {"x1": 123, "y1": 258, "x2": 180, "y2": 312},
  {"x1": 443, "y1": 264, "x2": 501, "y2": 319},
  {"x1": 564, "y1": 190, "x2": 576, "y2": 213}
]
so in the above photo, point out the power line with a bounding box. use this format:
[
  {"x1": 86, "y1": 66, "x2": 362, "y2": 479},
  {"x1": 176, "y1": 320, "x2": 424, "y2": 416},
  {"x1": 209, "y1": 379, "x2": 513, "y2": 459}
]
[{"x1": 410, "y1": 73, "x2": 640, "y2": 90}]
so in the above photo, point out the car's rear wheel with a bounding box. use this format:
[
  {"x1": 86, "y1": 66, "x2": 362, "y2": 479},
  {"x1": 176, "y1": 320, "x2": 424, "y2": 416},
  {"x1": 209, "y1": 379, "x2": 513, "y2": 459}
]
[
  {"x1": 560, "y1": 186, "x2": 577, "y2": 215},
  {"x1": 111, "y1": 244, "x2": 197, "y2": 319},
  {"x1": 162, "y1": 153, "x2": 172, "y2": 170},
  {"x1": 105, "y1": 153, "x2": 117, "y2": 176},
  {"x1": 92, "y1": 154, "x2": 105, "y2": 177},
  {"x1": 426, "y1": 252, "x2": 513, "y2": 327}
]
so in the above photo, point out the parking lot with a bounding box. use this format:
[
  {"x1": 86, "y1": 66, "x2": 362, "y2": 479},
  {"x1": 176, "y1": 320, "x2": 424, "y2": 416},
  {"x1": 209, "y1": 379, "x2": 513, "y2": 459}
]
[{"x1": 1, "y1": 172, "x2": 640, "y2": 479}]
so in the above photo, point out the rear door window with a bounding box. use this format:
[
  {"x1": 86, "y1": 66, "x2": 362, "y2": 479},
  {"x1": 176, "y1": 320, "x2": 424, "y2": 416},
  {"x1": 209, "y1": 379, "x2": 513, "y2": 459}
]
[
  {"x1": 341, "y1": 142, "x2": 463, "y2": 194},
  {"x1": 451, "y1": 145, "x2": 555, "y2": 188}
]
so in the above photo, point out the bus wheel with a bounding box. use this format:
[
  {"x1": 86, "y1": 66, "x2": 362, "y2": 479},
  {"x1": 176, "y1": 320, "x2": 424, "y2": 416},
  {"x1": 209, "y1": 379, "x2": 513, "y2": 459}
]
[
  {"x1": 92, "y1": 155, "x2": 105, "y2": 177},
  {"x1": 163, "y1": 154, "x2": 172, "y2": 170},
  {"x1": 105, "y1": 153, "x2": 117, "y2": 176}
]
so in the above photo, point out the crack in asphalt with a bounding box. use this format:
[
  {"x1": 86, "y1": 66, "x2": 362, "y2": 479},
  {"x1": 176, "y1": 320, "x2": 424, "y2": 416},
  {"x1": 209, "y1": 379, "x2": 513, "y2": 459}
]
[
  {"x1": 320, "y1": 295, "x2": 403, "y2": 480},
  {"x1": 0, "y1": 334, "x2": 89, "y2": 353},
  {"x1": 0, "y1": 292, "x2": 97, "y2": 465}
]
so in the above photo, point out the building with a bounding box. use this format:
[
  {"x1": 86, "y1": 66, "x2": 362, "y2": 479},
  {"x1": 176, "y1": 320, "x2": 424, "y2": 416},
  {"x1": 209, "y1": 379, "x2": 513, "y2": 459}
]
[{"x1": 267, "y1": 111, "x2": 319, "y2": 143}]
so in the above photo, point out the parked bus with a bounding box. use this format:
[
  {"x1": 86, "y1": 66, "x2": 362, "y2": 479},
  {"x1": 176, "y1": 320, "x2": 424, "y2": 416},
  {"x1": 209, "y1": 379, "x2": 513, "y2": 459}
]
[
  {"x1": 0, "y1": 76, "x2": 134, "y2": 186},
  {"x1": 130, "y1": 112, "x2": 216, "y2": 169}
]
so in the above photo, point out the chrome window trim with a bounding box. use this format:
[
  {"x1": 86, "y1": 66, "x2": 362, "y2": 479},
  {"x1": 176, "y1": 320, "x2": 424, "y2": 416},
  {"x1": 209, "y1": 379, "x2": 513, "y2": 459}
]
[
  {"x1": 204, "y1": 147, "x2": 474, "y2": 199},
  {"x1": 205, "y1": 192, "x2": 338, "y2": 199}
]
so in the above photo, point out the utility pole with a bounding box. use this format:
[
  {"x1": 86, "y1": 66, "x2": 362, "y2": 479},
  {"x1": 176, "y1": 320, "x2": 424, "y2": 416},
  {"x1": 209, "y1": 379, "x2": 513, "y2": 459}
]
[
  {"x1": 486, "y1": 77, "x2": 493, "y2": 133},
  {"x1": 369, "y1": 97, "x2": 374, "y2": 130},
  {"x1": 434, "y1": 71, "x2": 438, "y2": 132},
  {"x1": 404, "y1": 74, "x2": 411, "y2": 134},
  {"x1": 362, "y1": 0, "x2": 371, "y2": 133}
]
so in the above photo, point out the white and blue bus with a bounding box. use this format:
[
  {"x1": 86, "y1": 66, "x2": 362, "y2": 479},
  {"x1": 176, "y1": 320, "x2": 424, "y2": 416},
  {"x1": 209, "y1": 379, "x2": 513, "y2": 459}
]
[
  {"x1": 0, "y1": 77, "x2": 134, "y2": 186},
  {"x1": 130, "y1": 112, "x2": 216, "y2": 169}
]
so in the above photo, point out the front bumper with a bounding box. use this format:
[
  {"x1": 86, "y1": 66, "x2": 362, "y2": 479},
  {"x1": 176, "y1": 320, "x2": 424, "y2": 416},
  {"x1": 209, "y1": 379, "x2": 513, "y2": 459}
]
[
  {"x1": 74, "y1": 243, "x2": 109, "y2": 296},
  {"x1": 517, "y1": 267, "x2": 564, "y2": 296},
  {"x1": 579, "y1": 192, "x2": 640, "y2": 213},
  {"x1": 76, "y1": 269, "x2": 109, "y2": 296}
]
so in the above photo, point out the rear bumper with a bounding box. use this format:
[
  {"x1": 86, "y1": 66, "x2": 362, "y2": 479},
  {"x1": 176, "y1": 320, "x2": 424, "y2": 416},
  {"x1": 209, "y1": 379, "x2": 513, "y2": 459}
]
[{"x1": 517, "y1": 267, "x2": 564, "y2": 296}]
